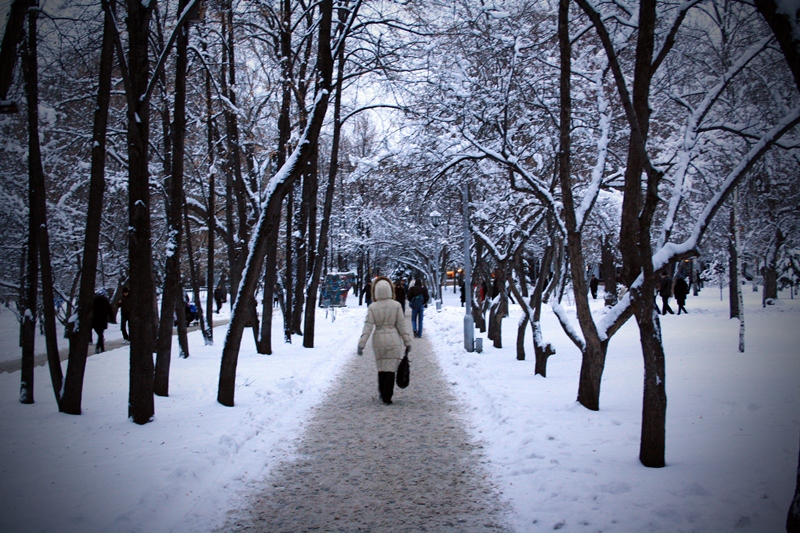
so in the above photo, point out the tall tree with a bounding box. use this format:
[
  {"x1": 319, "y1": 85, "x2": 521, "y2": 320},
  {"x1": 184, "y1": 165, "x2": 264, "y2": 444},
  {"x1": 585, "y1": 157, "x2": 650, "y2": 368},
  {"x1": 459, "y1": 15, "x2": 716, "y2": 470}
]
[
  {"x1": 155, "y1": 0, "x2": 193, "y2": 396},
  {"x1": 125, "y1": 0, "x2": 158, "y2": 425},
  {"x1": 61, "y1": 0, "x2": 117, "y2": 415}
]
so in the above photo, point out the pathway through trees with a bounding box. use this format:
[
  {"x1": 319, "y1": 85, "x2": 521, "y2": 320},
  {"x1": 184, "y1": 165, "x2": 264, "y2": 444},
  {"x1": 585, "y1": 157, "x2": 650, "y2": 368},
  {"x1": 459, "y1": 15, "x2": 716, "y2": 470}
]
[{"x1": 222, "y1": 316, "x2": 512, "y2": 532}]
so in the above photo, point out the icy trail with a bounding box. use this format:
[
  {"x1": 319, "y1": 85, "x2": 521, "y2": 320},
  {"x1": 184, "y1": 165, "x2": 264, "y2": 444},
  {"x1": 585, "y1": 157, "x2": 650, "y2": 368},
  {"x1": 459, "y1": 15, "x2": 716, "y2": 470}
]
[{"x1": 221, "y1": 317, "x2": 512, "y2": 532}]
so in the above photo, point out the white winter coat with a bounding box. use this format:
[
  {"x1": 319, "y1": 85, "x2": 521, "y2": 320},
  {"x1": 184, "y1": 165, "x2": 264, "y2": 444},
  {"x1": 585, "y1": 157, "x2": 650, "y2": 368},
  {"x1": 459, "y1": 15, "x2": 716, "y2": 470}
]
[{"x1": 358, "y1": 277, "x2": 412, "y2": 372}]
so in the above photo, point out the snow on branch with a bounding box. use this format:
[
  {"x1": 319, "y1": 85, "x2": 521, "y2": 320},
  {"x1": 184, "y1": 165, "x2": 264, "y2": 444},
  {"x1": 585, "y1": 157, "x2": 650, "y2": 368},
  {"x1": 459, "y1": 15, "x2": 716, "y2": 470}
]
[
  {"x1": 575, "y1": 66, "x2": 612, "y2": 230},
  {"x1": 653, "y1": 105, "x2": 800, "y2": 272}
]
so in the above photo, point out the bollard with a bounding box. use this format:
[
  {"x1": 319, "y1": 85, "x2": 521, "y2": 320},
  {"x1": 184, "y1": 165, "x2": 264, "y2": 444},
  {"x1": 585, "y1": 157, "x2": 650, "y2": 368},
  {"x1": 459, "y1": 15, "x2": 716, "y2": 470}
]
[{"x1": 474, "y1": 337, "x2": 483, "y2": 353}]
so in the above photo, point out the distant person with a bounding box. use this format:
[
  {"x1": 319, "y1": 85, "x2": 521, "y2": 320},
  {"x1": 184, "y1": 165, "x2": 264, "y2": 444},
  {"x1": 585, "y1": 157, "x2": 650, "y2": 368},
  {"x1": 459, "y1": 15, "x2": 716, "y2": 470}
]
[
  {"x1": 590, "y1": 275, "x2": 599, "y2": 300},
  {"x1": 659, "y1": 271, "x2": 675, "y2": 315},
  {"x1": 118, "y1": 286, "x2": 131, "y2": 343},
  {"x1": 213, "y1": 284, "x2": 226, "y2": 314},
  {"x1": 673, "y1": 275, "x2": 690, "y2": 315},
  {"x1": 363, "y1": 278, "x2": 372, "y2": 306},
  {"x1": 459, "y1": 280, "x2": 466, "y2": 307},
  {"x1": 357, "y1": 276, "x2": 412, "y2": 405},
  {"x1": 185, "y1": 294, "x2": 198, "y2": 326},
  {"x1": 92, "y1": 289, "x2": 115, "y2": 353},
  {"x1": 407, "y1": 278, "x2": 430, "y2": 338},
  {"x1": 394, "y1": 279, "x2": 407, "y2": 314}
]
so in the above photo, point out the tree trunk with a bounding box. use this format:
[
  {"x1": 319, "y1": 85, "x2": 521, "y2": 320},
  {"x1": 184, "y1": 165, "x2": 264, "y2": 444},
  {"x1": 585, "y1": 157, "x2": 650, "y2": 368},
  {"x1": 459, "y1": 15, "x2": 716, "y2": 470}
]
[
  {"x1": 219, "y1": 0, "x2": 334, "y2": 407},
  {"x1": 62, "y1": 0, "x2": 115, "y2": 414},
  {"x1": 258, "y1": 1, "x2": 292, "y2": 354},
  {"x1": 126, "y1": 0, "x2": 157, "y2": 425},
  {"x1": 0, "y1": 0, "x2": 28, "y2": 103},
  {"x1": 729, "y1": 207, "x2": 740, "y2": 319},
  {"x1": 763, "y1": 227, "x2": 783, "y2": 305},
  {"x1": 22, "y1": 7, "x2": 62, "y2": 407},
  {"x1": 304, "y1": 30, "x2": 345, "y2": 348},
  {"x1": 601, "y1": 234, "x2": 617, "y2": 305},
  {"x1": 19, "y1": 7, "x2": 39, "y2": 404},
  {"x1": 204, "y1": 40, "x2": 215, "y2": 342},
  {"x1": 185, "y1": 203, "x2": 210, "y2": 345},
  {"x1": 515, "y1": 316, "x2": 526, "y2": 361},
  {"x1": 532, "y1": 245, "x2": 556, "y2": 376},
  {"x1": 734, "y1": 208, "x2": 745, "y2": 353},
  {"x1": 284, "y1": 186, "x2": 295, "y2": 343},
  {"x1": 788, "y1": 432, "x2": 800, "y2": 532},
  {"x1": 155, "y1": 2, "x2": 190, "y2": 396},
  {"x1": 220, "y1": 0, "x2": 248, "y2": 305},
  {"x1": 636, "y1": 284, "x2": 667, "y2": 468}
]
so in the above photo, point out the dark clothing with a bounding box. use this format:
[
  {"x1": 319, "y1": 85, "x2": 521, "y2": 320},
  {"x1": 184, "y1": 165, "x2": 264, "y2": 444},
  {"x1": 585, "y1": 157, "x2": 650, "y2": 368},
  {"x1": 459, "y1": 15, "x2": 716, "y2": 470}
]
[
  {"x1": 213, "y1": 286, "x2": 226, "y2": 313},
  {"x1": 659, "y1": 275, "x2": 674, "y2": 315},
  {"x1": 394, "y1": 284, "x2": 406, "y2": 314},
  {"x1": 363, "y1": 282, "x2": 372, "y2": 306},
  {"x1": 459, "y1": 281, "x2": 466, "y2": 306},
  {"x1": 590, "y1": 276, "x2": 599, "y2": 299},
  {"x1": 406, "y1": 284, "x2": 429, "y2": 306},
  {"x1": 92, "y1": 294, "x2": 114, "y2": 353},
  {"x1": 378, "y1": 371, "x2": 395, "y2": 404},
  {"x1": 674, "y1": 277, "x2": 689, "y2": 314},
  {"x1": 407, "y1": 284, "x2": 429, "y2": 337},
  {"x1": 118, "y1": 291, "x2": 132, "y2": 341}
]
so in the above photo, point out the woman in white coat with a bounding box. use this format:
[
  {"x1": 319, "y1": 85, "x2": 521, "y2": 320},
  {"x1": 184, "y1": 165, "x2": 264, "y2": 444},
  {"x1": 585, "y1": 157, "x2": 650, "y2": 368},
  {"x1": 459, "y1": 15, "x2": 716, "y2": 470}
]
[{"x1": 357, "y1": 276, "x2": 412, "y2": 404}]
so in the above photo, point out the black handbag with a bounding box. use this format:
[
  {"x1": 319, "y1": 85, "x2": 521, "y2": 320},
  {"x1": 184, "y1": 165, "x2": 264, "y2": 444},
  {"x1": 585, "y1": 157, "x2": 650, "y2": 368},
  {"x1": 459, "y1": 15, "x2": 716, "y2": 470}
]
[{"x1": 396, "y1": 355, "x2": 410, "y2": 388}]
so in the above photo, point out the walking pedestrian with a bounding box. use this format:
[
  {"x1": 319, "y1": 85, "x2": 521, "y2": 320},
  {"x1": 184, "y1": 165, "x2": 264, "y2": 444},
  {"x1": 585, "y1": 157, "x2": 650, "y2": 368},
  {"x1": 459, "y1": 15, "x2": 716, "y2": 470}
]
[
  {"x1": 118, "y1": 286, "x2": 131, "y2": 343},
  {"x1": 674, "y1": 275, "x2": 690, "y2": 315},
  {"x1": 394, "y1": 279, "x2": 407, "y2": 314},
  {"x1": 659, "y1": 271, "x2": 675, "y2": 315},
  {"x1": 407, "y1": 278, "x2": 430, "y2": 338},
  {"x1": 92, "y1": 289, "x2": 115, "y2": 353},
  {"x1": 590, "y1": 274, "x2": 599, "y2": 300},
  {"x1": 213, "y1": 284, "x2": 226, "y2": 314},
  {"x1": 357, "y1": 276, "x2": 412, "y2": 405},
  {"x1": 363, "y1": 278, "x2": 373, "y2": 306}
]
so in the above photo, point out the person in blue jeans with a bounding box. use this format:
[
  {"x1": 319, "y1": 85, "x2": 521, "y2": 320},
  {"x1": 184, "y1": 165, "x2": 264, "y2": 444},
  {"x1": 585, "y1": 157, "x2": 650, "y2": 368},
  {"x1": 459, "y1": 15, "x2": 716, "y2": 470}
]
[{"x1": 406, "y1": 278, "x2": 430, "y2": 338}]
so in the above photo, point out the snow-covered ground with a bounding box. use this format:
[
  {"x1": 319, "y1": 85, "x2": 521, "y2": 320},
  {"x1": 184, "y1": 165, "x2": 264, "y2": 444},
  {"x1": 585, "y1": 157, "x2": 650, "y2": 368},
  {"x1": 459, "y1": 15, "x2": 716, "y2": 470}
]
[{"x1": 0, "y1": 285, "x2": 797, "y2": 532}]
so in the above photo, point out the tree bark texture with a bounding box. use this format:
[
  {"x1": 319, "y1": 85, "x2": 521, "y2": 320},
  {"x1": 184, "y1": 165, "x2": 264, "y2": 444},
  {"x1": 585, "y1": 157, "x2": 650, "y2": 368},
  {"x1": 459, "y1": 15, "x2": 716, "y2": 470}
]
[
  {"x1": 127, "y1": 0, "x2": 157, "y2": 425},
  {"x1": 0, "y1": 0, "x2": 28, "y2": 102},
  {"x1": 62, "y1": 0, "x2": 115, "y2": 415},
  {"x1": 729, "y1": 207, "x2": 740, "y2": 319},
  {"x1": 303, "y1": 30, "x2": 345, "y2": 348},
  {"x1": 155, "y1": 2, "x2": 191, "y2": 396},
  {"x1": 259, "y1": 0, "x2": 294, "y2": 353},
  {"x1": 637, "y1": 293, "x2": 667, "y2": 468},
  {"x1": 788, "y1": 432, "x2": 800, "y2": 532},
  {"x1": 22, "y1": 7, "x2": 62, "y2": 407},
  {"x1": 218, "y1": 0, "x2": 334, "y2": 407}
]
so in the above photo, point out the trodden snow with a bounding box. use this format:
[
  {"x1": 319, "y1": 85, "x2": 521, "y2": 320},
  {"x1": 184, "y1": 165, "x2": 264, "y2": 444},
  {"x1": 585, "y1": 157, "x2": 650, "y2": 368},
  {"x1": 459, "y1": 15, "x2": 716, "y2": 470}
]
[{"x1": 0, "y1": 286, "x2": 797, "y2": 532}]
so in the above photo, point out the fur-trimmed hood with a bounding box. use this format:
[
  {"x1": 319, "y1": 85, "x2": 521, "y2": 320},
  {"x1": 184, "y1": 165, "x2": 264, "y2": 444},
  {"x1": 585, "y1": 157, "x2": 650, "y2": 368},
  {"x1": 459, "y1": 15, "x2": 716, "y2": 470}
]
[{"x1": 371, "y1": 276, "x2": 395, "y2": 301}]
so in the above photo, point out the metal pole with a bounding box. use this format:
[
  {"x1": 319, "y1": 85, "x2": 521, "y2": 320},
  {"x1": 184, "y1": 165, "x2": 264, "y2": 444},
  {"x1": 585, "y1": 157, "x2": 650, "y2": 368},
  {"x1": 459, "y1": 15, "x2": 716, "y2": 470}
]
[{"x1": 462, "y1": 183, "x2": 474, "y2": 352}]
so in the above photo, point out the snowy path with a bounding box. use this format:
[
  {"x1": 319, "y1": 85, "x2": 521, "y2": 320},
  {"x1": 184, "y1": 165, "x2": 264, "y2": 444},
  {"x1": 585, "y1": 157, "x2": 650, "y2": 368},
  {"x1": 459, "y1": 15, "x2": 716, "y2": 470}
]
[{"x1": 221, "y1": 317, "x2": 513, "y2": 532}]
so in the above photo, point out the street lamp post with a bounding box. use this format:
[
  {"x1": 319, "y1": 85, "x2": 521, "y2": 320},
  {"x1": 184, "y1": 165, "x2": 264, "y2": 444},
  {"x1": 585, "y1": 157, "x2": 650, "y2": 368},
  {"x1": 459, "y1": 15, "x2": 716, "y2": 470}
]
[
  {"x1": 430, "y1": 210, "x2": 442, "y2": 309},
  {"x1": 461, "y1": 184, "x2": 475, "y2": 352}
]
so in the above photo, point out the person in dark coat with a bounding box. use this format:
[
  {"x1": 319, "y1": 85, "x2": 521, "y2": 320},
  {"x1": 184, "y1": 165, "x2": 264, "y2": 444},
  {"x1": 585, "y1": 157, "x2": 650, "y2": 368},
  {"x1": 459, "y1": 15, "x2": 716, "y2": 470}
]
[
  {"x1": 213, "y1": 284, "x2": 226, "y2": 314},
  {"x1": 459, "y1": 280, "x2": 466, "y2": 307},
  {"x1": 406, "y1": 278, "x2": 430, "y2": 338},
  {"x1": 118, "y1": 286, "x2": 131, "y2": 343},
  {"x1": 92, "y1": 289, "x2": 115, "y2": 353},
  {"x1": 394, "y1": 279, "x2": 407, "y2": 314},
  {"x1": 659, "y1": 271, "x2": 675, "y2": 315},
  {"x1": 589, "y1": 275, "x2": 599, "y2": 299},
  {"x1": 363, "y1": 279, "x2": 373, "y2": 306},
  {"x1": 673, "y1": 275, "x2": 690, "y2": 315}
]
